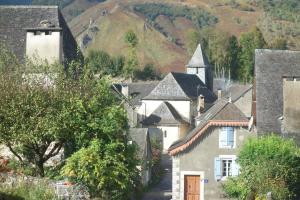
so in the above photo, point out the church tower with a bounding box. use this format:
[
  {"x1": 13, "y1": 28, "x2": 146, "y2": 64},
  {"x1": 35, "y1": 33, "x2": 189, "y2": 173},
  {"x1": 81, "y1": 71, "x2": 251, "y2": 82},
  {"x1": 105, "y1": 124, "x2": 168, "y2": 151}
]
[{"x1": 186, "y1": 44, "x2": 212, "y2": 90}]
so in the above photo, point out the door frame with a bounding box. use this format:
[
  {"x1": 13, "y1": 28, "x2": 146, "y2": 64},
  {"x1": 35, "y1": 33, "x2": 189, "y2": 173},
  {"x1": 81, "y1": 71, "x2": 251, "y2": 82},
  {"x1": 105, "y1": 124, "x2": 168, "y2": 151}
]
[{"x1": 180, "y1": 171, "x2": 205, "y2": 200}]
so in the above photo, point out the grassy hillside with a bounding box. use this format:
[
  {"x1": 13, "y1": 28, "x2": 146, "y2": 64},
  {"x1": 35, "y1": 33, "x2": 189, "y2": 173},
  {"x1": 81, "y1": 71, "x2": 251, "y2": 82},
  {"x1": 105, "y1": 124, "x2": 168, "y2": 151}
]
[{"x1": 67, "y1": 0, "x2": 300, "y2": 75}]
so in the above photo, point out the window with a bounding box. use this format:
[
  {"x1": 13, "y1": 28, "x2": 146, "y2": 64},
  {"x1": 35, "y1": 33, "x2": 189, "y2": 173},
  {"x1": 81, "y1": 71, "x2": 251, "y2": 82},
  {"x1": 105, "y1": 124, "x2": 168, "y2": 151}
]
[
  {"x1": 45, "y1": 31, "x2": 52, "y2": 35},
  {"x1": 164, "y1": 131, "x2": 167, "y2": 138},
  {"x1": 222, "y1": 159, "x2": 232, "y2": 177},
  {"x1": 219, "y1": 127, "x2": 235, "y2": 148},
  {"x1": 214, "y1": 155, "x2": 239, "y2": 181}
]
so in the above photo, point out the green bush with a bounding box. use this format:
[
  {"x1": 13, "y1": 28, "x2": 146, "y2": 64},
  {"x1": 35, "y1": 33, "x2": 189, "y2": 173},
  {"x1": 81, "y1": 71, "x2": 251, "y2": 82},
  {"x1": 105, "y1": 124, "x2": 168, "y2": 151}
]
[
  {"x1": 223, "y1": 134, "x2": 300, "y2": 200},
  {"x1": 0, "y1": 181, "x2": 57, "y2": 200}
]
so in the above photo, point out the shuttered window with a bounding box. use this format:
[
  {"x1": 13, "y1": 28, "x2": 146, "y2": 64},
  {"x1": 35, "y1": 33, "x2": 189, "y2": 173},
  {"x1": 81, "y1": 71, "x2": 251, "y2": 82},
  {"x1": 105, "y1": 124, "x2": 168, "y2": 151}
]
[
  {"x1": 214, "y1": 156, "x2": 239, "y2": 181},
  {"x1": 219, "y1": 127, "x2": 235, "y2": 148}
]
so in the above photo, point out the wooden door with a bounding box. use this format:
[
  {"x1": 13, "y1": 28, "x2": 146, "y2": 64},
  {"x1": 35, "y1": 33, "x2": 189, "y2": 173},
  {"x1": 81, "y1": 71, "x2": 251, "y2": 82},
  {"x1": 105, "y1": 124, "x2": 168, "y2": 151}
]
[{"x1": 184, "y1": 175, "x2": 200, "y2": 200}]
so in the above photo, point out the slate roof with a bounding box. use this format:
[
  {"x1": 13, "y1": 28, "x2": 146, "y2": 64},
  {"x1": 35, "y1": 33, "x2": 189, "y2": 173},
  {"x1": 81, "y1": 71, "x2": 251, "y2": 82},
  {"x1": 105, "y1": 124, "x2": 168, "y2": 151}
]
[
  {"x1": 0, "y1": 6, "x2": 79, "y2": 63},
  {"x1": 129, "y1": 128, "x2": 150, "y2": 160},
  {"x1": 186, "y1": 44, "x2": 209, "y2": 68},
  {"x1": 168, "y1": 98, "x2": 248, "y2": 154},
  {"x1": 142, "y1": 102, "x2": 189, "y2": 126},
  {"x1": 223, "y1": 83, "x2": 252, "y2": 103},
  {"x1": 127, "y1": 82, "x2": 159, "y2": 105},
  {"x1": 143, "y1": 72, "x2": 216, "y2": 102},
  {"x1": 255, "y1": 49, "x2": 300, "y2": 134}
]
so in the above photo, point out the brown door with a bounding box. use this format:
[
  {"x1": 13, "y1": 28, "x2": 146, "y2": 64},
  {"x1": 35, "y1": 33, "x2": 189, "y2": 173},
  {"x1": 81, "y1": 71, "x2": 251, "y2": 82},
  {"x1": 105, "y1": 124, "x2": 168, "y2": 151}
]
[{"x1": 184, "y1": 175, "x2": 200, "y2": 200}]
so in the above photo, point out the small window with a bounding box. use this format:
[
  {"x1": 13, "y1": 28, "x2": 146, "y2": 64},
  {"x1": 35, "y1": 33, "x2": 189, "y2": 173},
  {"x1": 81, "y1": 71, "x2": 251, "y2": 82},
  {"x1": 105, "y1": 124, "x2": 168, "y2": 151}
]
[
  {"x1": 219, "y1": 127, "x2": 235, "y2": 148},
  {"x1": 222, "y1": 159, "x2": 232, "y2": 177},
  {"x1": 215, "y1": 156, "x2": 239, "y2": 181},
  {"x1": 164, "y1": 131, "x2": 167, "y2": 138}
]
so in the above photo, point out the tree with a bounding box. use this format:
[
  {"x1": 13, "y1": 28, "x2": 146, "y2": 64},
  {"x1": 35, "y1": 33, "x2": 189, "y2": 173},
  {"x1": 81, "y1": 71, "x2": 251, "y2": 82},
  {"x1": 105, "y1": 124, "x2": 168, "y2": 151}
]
[
  {"x1": 124, "y1": 30, "x2": 139, "y2": 80},
  {"x1": 86, "y1": 50, "x2": 113, "y2": 74},
  {"x1": 134, "y1": 63, "x2": 160, "y2": 81},
  {"x1": 238, "y1": 27, "x2": 266, "y2": 83},
  {"x1": 0, "y1": 62, "x2": 71, "y2": 176},
  {"x1": 223, "y1": 135, "x2": 300, "y2": 200},
  {"x1": 124, "y1": 30, "x2": 138, "y2": 48},
  {"x1": 228, "y1": 35, "x2": 239, "y2": 80}
]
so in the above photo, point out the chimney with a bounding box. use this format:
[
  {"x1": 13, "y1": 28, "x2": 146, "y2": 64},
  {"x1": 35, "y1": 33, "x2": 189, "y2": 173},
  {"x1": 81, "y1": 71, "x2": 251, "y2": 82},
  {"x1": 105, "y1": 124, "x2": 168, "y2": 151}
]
[
  {"x1": 121, "y1": 84, "x2": 129, "y2": 97},
  {"x1": 197, "y1": 95, "x2": 205, "y2": 116},
  {"x1": 217, "y1": 89, "x2": 222, "y2": 99}
]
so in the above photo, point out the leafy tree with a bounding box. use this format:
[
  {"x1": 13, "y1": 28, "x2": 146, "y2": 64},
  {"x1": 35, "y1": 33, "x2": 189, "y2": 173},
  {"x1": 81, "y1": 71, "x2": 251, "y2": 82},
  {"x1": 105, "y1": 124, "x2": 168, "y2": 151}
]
[
  {"x1": 0, "y1": 62, "x2": 70, "y2": 176},
  {"x1": 238, "y1": 27, "x2": 266, "y2": 83},
  {"x1": 223, "y1": 135, "x2": 300, "y2": 200},
  {"x1": 228, "y1": 35, "x2": 239, "y2": 80},
  {"x1": 134, "y1": 63, "x2": 160, "y2": 81},
  {"x1": 124, "y1": 30, "x2": 139, "y2": 79},
  {"x1": 124, "y1": 30, "x2": 138, "y2": 48}
]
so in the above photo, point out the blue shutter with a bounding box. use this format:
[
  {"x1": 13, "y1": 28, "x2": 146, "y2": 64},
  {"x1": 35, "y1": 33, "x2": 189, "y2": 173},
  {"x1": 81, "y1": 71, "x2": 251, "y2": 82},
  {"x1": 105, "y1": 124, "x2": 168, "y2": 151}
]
[
  {"x1": 214, "y1": 157, "x2": 222, "y2": 181},
  {"x1": 227, "y1": 127, "x2": 234, "y2": 147},
  {"x1": 232, "y1": 158, "x2": 239, "y2": 176},
  {"x1": 219, "y1": 128, "x2": 227, "y2": 148}
]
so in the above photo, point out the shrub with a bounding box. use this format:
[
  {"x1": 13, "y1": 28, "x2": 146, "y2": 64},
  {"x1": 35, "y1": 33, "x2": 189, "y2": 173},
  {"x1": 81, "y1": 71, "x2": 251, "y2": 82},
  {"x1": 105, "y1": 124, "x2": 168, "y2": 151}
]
[
  {"x1": 223, "y1": 134, "x2": 300, "y2": 200},
  {"x1": 0, "y1": 181, "x2": 56, "y2": 200}
]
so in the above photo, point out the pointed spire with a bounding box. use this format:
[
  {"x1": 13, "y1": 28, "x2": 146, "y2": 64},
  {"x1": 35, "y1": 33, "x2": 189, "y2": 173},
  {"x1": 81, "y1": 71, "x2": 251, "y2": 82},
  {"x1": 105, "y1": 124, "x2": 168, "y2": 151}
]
[{"x1": 186, "y1": 44, "x2": 209, "y2": 68}]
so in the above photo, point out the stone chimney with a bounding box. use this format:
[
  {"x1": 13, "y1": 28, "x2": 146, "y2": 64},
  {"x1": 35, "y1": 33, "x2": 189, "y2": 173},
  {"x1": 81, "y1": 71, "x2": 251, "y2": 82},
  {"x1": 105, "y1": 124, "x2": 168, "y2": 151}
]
[
  {"x1": 217, "y1": 89, "x2": 222, "y2": 99},
  {"x1": 121, "y1": 84, "x2": 129, "y2": 97},
  {"x1": 197, "y1": 94, "x2": 205, "y2": 116}
]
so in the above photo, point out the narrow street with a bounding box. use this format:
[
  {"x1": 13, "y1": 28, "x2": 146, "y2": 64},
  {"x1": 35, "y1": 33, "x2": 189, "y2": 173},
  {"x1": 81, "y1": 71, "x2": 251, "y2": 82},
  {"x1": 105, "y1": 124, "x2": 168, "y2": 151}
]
[{"x1": 141, "y1": 154, "x2": 172, "y2": 200}]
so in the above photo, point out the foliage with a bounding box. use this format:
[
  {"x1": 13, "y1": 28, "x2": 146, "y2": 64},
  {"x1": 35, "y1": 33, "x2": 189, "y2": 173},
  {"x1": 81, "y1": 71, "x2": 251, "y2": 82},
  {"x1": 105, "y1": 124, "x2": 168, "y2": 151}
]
[
  {"x1": 124, "y1": 30, "x2": 139, "y2": 79},
  {"x1": 124, "y1": 30, "x2": 138, "y2": 48},
  {"x1": 192, "y1": 28, "x2": 239, "y2": 79},
  {"x1": 62, "y1": 139, "x2": 139, "y2": 199},
  {"x1": 86, "y1": 50, "x2": 124, "y2": 76},
  {"x1": 0, "y1": 180, "x2": 57, "y2": 200},
  {"x1": 249, "y1": 0, "x2": 300, "y2": 22},
  {"x1": 223, "y1": 135, "x2": 300, "y2": 200},
  {"x1": 238, "y1": 27, "x2": 266, "y2": 83},
  {"x1": 134, "y1": 63, "x2": 160, "y2": 81},
  {"x1": 133, "y1": 3, "x2": 218, "y2": 29}
]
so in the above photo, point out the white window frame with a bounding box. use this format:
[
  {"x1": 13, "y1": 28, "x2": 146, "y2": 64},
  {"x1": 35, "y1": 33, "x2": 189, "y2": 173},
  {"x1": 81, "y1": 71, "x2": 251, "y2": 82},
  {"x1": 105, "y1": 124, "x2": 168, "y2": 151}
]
[
  {"x1": 219, "y1": 155, "x2": 237, "y2": 181},
  {"x1": 180, "y1": 171, "x2": 205, "y2": 200},
  {"x1": 219, "y1": 127, "x2": 236, "y2": 149}
]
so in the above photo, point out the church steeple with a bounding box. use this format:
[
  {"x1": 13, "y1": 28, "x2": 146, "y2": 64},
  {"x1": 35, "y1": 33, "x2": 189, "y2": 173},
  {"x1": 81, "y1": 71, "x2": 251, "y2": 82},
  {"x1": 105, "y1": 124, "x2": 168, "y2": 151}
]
[{"x1": 186, "y1": 44, "x2": 212, "y2": 90}]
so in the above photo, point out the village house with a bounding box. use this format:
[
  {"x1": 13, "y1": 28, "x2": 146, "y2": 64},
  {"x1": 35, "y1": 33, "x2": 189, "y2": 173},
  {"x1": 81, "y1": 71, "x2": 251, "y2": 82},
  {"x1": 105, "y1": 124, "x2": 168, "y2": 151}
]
[
  {"x1": 0, "y1": 5, "x2": 79, "y2": 65},
  {"x1": 168, "y1": 95, "x2": 253, "y2": 200},
  {"x1": 254, "y1": 49, "x2": 300, "y2": 141}
]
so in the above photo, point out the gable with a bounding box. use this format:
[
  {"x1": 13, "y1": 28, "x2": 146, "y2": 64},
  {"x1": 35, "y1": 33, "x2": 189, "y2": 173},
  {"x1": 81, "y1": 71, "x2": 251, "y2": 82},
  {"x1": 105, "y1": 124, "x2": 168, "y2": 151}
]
[{"x1": 143, "y1": 73, "x2": 190, "y2": 100}]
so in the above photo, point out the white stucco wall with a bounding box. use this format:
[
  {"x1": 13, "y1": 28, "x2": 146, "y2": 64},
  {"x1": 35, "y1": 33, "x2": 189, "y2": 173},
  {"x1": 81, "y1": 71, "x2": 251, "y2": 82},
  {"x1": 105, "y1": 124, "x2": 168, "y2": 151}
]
[
  {"x1": 158, "y1": 126, "x2": 179, "y2": 152},
  {"x1": 138, "y1": 100, "x2": 191, "y2": 120},
  {"x1": 26, "y1": 31, "x2": 62, "y2": 64}
]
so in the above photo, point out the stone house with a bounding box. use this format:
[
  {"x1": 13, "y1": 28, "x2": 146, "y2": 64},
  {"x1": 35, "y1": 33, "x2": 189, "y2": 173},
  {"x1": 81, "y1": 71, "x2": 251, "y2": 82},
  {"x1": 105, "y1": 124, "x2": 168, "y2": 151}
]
[
  {"x1": 168, "y1": 98, "x2": 253, "y2": 200},
  {"x1": 254, "y1": 49, "x2": 300, "y2": 141},
  {"x1": 0, "y1": 5, "x2": 79, "y2": 65}
]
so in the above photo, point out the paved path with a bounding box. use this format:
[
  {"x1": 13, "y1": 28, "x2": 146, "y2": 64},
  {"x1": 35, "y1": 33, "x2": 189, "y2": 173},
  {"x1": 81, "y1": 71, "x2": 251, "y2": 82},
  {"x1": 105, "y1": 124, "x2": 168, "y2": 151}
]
[{"x1": 141, "y1": 154, "x2": 172, "y2": 200}]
